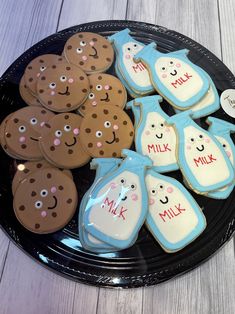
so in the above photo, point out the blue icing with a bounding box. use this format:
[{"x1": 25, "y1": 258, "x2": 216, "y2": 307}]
[
  {"x1": 83, "y1": 149, "x2": 152, "y2": 249},
  {"x1": 134, "y1": 42, "x2": 210, "y2": 109},
  {"x1": 108, "y1": 29, "x2": 154, "y2": 94},
  {"x1": 167, "y1": 111, "x2": 235, "y2": 193},
  {"x1": 125, "y1": 99, "x2": 141, "y2": 127},
  {"x1": 145, "y1": 169, "x2": 206, "y2": 252}
]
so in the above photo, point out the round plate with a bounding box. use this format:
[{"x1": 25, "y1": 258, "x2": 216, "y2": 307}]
[{"x1": 0, "y1": 20, "x2": 235, "y2": 289}]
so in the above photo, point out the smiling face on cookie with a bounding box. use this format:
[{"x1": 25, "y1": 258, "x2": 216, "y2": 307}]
[
  {"x1": 13, "y1": 168, "x2": 78, "y2": 234},
  {"x1": 184, "y1": 126, "x2": 211, "y2": 154},
  {"x1": 36, "y1": 63, "x2": 89, "y2": 112},
  {"x1": 80, "y1": 105, "x2": 134, "y2": 157},
  {"x1": 64, "y1": 32, "x2": 114, "y2": 74},
  {"x1": 122, "y1": 41, "x2": 144, "y2": 58},
  {"x1": 78, "y1": 74, "x2": 127, "y2": 116},
  {"x1": 4, "y1": 106, "x2": 55, "y2": 160},
  {"x1": 39, "y1": 113, "x2": 90, "y2": 169}
]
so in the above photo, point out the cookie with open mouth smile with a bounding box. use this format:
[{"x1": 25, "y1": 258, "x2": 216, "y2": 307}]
[
  {"x1": 78, "y1": 73, "x2": 127, "y2": 116},
  {"x1": 13, "y1": 168, "x2": 78, "y2": 234},
  {"x1": 80, "y1": 104, "x2": 134, "y2": 157},
  {"x1": 3, "y1": 106, "x2": 55, "y2": 160},
  {"x1": 39, "y1": 113, "x2": 90, "y2": 169},
  {"x1": 36, "y1": 62, "x2": 89, "y2": 112},
  {"x1": 64, "y1": 32, "x2": 114, "y2": 74}
]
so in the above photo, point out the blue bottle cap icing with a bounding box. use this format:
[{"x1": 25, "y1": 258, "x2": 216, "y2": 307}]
[
  {"x1": 167, "y1": 111, "x2": 235, "y2": 193},
  {"x1": 108, "y1": 29, "x2": 154, "y2": 94},
  {"x1": 126, "y1": 99, "x2": 141, "y2": 127},
  {"x1": 128, "y1": 95, "x2": 179, "y2": 173},
  {"x1": 83, "y1": 149, "x2": 152, "y2": 249},
  {"x1": 145, "y1": 169, "x2": 206, "y2": 252},
  {"x1": 134, "y1": 42, "x2": 210, "y2": 109},
  {"x1": 206, "y1": 116, "x2": 235, "y2": 135}
]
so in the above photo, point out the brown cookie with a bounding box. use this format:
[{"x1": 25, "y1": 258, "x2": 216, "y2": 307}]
[
  {"x1": 12, "y1": 160, "x2": 73, "y2": 195},
  {"x1": 39, "y1": 113, "x2": 90, "y2": 169},
  {"x1": 24, "y1": 54, "x2": 65, "y2": 96},
  {"x1": 13, "y1": 168, "x2": 77, "y2": 234},
  {"x1": 64, "y1": 32, "x2": 114, "y2": 74},
  {"x1": 19, "y1": 75, "x2": 41, "y2": 106},
  {"x1": 78, "y1": 73, "x2": 127, "y2": 116},
  {"x1": 4, "y1": 106, "x2": 55, "y2": 160},
  {"x1": 80, "y1": 104, "x2": 134, "y2": 157},
  {"x1": 36, "y1": 63, "x2": 89, "y2": 112}
]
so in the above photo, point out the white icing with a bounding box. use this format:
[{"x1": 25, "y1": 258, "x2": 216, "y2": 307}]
[
  {"x1": 140, "y1": 112, "x2": 177, "y2": 167},
  {"x1": 145, "y1": 174, "x2": 199, "y2": 243},
  {"x1": 191, "y1": 84, "x2": 215, "y2": 112},
  {"x1": 155, "y1": 57, "x2": 204, "y2": 102},
  {"x1": 88, "y1": 171, "x2": 142, "y2": 241},
  {"x1": 183, "y1": 126, "x2": 230, "y2": 187},
  {"x1": 215, "y1": 136, "x2": 234, "y2": 166},
  {"x1": 122, "y1": 42, "x2": 152, "y2": 87},
  {"x1": 87, "y1": 232, "x2": 103, "y2": 245}
]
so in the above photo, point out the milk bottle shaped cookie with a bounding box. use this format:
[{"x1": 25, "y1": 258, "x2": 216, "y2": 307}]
[
  {"x1": 79, "y1": 158, "x2": 121, "y2": 252},
  {"x1": 129, "y1": 95, "x2": 179, "y2": 173},
  {"x1": 134, "y1": 42, "x2": 210, "y2": 109},
  {"x1": 83, "y1": 149, "x2": 152, "y2": 249},
  {"x1": 167, "y1": 111, "x2": 235, "y2": 193},
  {"x1": 206, "y1": 117, "x2": 235, "y2": 199},
  {"x1": 145, "y1": 169, "x2": 206, "y2": 252},
  {"x1": 108, "y1": 28, "x2": 154, "y2": 95}
]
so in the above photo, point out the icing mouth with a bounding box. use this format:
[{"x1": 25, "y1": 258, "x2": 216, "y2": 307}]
[
  {"x1": 160, "y1": 196, "x2": 169, "y2": 204},
  {"x1": 196, "y1": 144, "x2": 205, "y2": 152},
  {"x1": 105, "y1": 131, "x2": 116, "y2": 144},
  {"x1": 48, "y1": 196, "x2": 58, "y2": 210},
  {"x1": 100, "y1": 93, "x2": 110, "y2": 102},
  {"x1": 65, "y1": 137, "x2": 77, "y2": 147},
  {"x1": 89, "y1": 46, "x2": 98, "y2": 58},
  {"x1": 30, "y1": 137, "x2": 39, "y2": 141},
  {"x1": 58, "y1": 86, "x2": 70, "y2": 96},
  {"x1": 155, "y1": 133, "x2": 163, "y2": 139},
  {"x1": 170, "y1": 70, "x2": 177, "y2": 76}
]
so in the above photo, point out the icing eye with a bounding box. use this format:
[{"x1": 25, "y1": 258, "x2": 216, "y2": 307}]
[
  {"x1": 55, "y1": 130, "x2": 62, "y2": 137},
  {"x1": 223, "y1": 144, "x2": 227, "y2": 148},
  {"x1": 104, "y1": 121, "x2": 111, "y2": 128},
  {"x1": 198, "y1": 134, "x2": 204, "y2": 140},
  {"x1": 96, "y1": 85, "x2": 102, "y2": 91},
  {"x1": 40, "y1": 189, "x2": 48, "y2": 197},
  {"x1": 30, "y1": 118, "x2": 38, "y2": 125},
  {"x1": 35, "y1": 201, "x2": 43, "y2": 209},
  {"x1": 18, "y1": 125, "x2": 26, "y2": 133},
  {"x1": 49, "y1": 82, "x2": 56, "y2": 89},
  {"x1": 76, "y1": 48, "x2": 83, "y2": 54},
  {"x1": 64, "y1": 125, "x2": 71, "y2": 132},
  {"x1": 120, "y1": 178, "x2": 126, "y2": 185},
  {"x1": 159, "y1": 122, "x2": 165, "y2": 128},
  {"x1": 133, "y1": 44, "x2": 138, "y2": 48},
  {"x1": 130, "y1": 183, "x2": 137, "y2": 191},
  {"x1": 157, "y1": 184, "x2": 164, "y2": 191},
  {"x1": 161, "y1": 67, "x2": 167, "y2": 72},
  {"x1": 150, "y1": 124, "x2": 156, "y2": 130},
  {"x1": 168, "y1": 61, "x2": 174, "y2": 67},
  {"x1": 89, "y1": 93, "x2": 95, "y2": 99},
  {"x1": 80, "y1": 41, "x2": 86, "y2": 46},
  {"x1": 40, "y1": 66, "x2": 46, "y2": 72},
  {"x1": 190, "y1": 138, "x2": 195, "y2": 143},
  {"x1": 127, "y1": 47, "x2": 131, "y2": 52},
  {"x1": 60, "y1": 75, "x2": 67, "y2": 82},
  {"x1": 95, "y1": 130, "x2": 103, "y2": 138},
  {"x1": 150, "y1": 189, "x2": 157, "y2": 196}
]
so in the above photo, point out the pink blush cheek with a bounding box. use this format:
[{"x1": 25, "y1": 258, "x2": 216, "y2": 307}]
[
  {"x1": 125, "y1": 54, "x2": 131, "y2": 59},
  {"x1": 113, "y1": 125, "x2": 119, "y2": 130},
  {"x1": 19, "y1": 136, "x2": 26, "y2": 143},
  {"x1": 145, "y1": 130, "x2": 150, "y2": 136},
  {"x1": 50, "y1": 91, "x2": 55, "y2": 96},
  {"x1": 226, "y1": 151, "x2": 231, "y2": 158},
  {"x1": 73, "y1": 128, "x2": 79, "y2": 135},
  {"x1": 110, "y1": 182, "x2": 117, "y2": 189},
  {"x1": 40, "y1": 121, "x2": 45, "y2": 127},
  {"x1": 51, "y1": 186, "x2": 57, "y2": 193},
  {"x1": 186, "y1": 145, "x2": 191, "y2": 150},
  {"x1": 36, "y1": 72, "x2": 40, "y2": 78},
  {"x1": 205, "y1": 138, "x2": 210, "y2": 143},
  {"x1": 96, "y1": 142, "x2": 102, "y2": 148},
  {"x1": 167, "y1": 186, "x2": 174, "y2": 193},
  {"x1": 131, "y1": 193, "x2": 138, "y2": 201},
  {"x1": 89, "y1": 41, "x2": 95, "y2": 46},
  {"x1": 82, "y1": 55, "x2": 87, "y2": 61},
  {"x1": 176, "y1": 63, "x2": 181, "y2": 68},
  {"x1": 54, "y1": 138, "x2": 61, "y2": 146},
  {"x1": 162, "y1": 74, "x2": 167, "y2": 79},
  {"x1": 149, "y1": 198, "x2": 155, "y2": 205},
  {"x1": 68, "y1": 78, "x2": 74, "y2": 83},
  {"x1": 104, "y1": 85, "x2": 110, "y2": 90},
  {"x1": 92, "y1": 101, "x2": 97, "y2": 107},
  {"x1": 165, "y1": 127, "x2": 170, "y2": 133},
  {"x1": 41, "y1": 211, "x2": 47, "y2": 218}
]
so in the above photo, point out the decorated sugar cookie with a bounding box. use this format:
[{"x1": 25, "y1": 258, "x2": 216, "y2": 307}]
[
  {"x1": 24, "y1": 54, "x2": 64, "y2": 96},
  {"x1": 206, "y1": 117, "x2": 235, "y2": 199},
  {"x1": 4, "y1": 106, "x2": 55, "y2": 160},
  {"x1": 39, "y1": 113, "x2": 90, "y2": 169},
  {"x1": 134, "y1": 42, "x2": 210, "y2": 109},
  {"x1": 127, "y1": 95, "x2": 179, "y2": 173},
  {"x1": 64, "y1": 32, "x2": 114, "y2": 74},
  {"x1": 174, "y1": 71, "x2": 220, "y2": 119},
  {"x1": 79, "y1": 158, "x2": 122, "y2": 252},
  {"x1": 83, "y1": 149, "x2": 152, "y2": 249},
  {"x1": 125, "y1": 98, "x2": 141, "y2": 127},
  {"x1": 167, "y1": 111, "x2": 235, "y2": 193},
  {"x1": 36, "y1": 63, "x2": 89, "y2": 112},
  {"x1": 19, "y1": 76, "x2": 41, "y2": 107},
  {"x1": 79, "y1": 104, "x2": 134, "y2": 157},
  {"x1": 78, "y1": 73, "x2": 127, "y2": 116},
  {"x1": 145, "y1": 169, "x2": 206, "y2": 252},
  {"x1": 13, "y1": 168, "x2": 77, "y2": 234},
  {"x1": 108, "y1": 28, "x2": 154, "y2": 95}
]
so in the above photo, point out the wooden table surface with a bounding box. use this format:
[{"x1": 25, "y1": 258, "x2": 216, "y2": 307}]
[{"x1": 0, "y1": 0, "x2": 235, "y2": 313}]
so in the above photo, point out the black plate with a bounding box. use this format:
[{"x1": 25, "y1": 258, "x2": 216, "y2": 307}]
[{"x1": 0, "y1": 20, "x2": 235, "y2": 289}]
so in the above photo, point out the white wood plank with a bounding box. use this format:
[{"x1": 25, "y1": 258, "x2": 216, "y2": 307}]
[
  {"x1": 72, "y1": 283, "x2": 99, "y2": 314},
  {"x1": 58, "y1": 0, "x2": 128, "y2": 31},
  {"x1": 0, "y1": 243, "x2": 76, "y2": 314},
  {"x1": 0, "y1": 230, "x2": 9, "y2": 280}
]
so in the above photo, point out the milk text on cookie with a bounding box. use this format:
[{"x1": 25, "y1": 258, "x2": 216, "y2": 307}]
[
  {"x1": 147, "y1": 143, "x2": 171, "y2": 154},
  {"x1": 102, "y1": 197, "x2": 128, "y2": 220},
  {"x1": 159, "y1": 203, "x2": 186, "y2": 222},
  {"x1": 193, "y1": 154, "x2": 217, "y2": 167},
  {"x1": 132, "y1": 62, "x2": 146, "y2": 73},
  {"x1": 171, "y1": 73, "x2": 193, "y2": 89}
]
